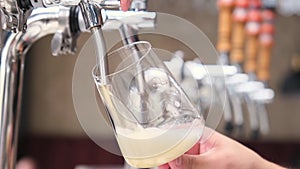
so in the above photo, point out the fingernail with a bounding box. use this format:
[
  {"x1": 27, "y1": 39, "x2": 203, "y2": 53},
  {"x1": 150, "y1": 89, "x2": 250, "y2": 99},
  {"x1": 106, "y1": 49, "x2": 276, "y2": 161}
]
[{"x1": 175, "y1": 157, "x2": 182, "y2": 166}]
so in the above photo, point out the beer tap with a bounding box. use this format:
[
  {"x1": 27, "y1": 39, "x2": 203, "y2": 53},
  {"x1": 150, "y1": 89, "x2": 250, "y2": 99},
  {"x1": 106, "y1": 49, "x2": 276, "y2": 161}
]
[
  {"x1": 244, "y1": 0, "x2": 262, "y2": 81},
  {"x1": 258, "y1": 0, "x2": 276, "y2": 85},
  {"x1": 240, "y1": 0, "x2": 264, "y2": 138},
  {"x1": 217, "y1": 0, "x2": 234, "y2": 65},
  {"x1": 254, "y1": 0, "x2": 276, "y2": 135},
  {"x1": 230, "y1": 0, "x2": 248, "y2": 71},
  {"x1": 79, "y1": 0, "x2": 109, "y2": 85},
  {"x1": 227, "y1": 0, "x2": 249, "y2": 136},
  {"x1": 216, "y1": 0, "x2": 235, "y2": 134},
  {"x1": 241, "y1": 0, "x2": 275, "y2": 138}
]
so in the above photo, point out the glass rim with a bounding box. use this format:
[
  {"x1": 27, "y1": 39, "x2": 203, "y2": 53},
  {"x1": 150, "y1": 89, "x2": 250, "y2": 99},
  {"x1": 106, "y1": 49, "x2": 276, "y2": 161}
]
[{"x1": 92, "y1": 41, "x2": 152, "y2": 79}]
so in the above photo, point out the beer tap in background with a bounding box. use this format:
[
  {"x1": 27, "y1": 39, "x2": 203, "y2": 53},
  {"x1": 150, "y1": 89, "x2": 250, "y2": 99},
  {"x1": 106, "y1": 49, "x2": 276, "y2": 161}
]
[
  {"x1": 252, "y1": 0, "x2": 276, "y2": 136},
  {"x1": 217, "y1": 0, "x2": 234, "y2": 65},
  {"x1": 227, "y1": 0, "x2": 249, "y2": 136},
  {"x1": 218, "y1": 0, "x2": 275, "y2": 138},
  {"x1": 258, "y1": 1, "x2": 276, "y2": 85},
  {"x1": 239, "y1": 0, "x2": 263, "y2": 138},
  {"x1": 230, "y1": 0, "x2": 248, "y2": 71},
  {"x1": 216, "y1": 0, "x2": 235, "y2": 135},
  {"x1": 244, "y1": 0, "x2": 262, "y2": 80},
  {"x1": 239, "y1": 0, "x2": 276, "y2": 138}
]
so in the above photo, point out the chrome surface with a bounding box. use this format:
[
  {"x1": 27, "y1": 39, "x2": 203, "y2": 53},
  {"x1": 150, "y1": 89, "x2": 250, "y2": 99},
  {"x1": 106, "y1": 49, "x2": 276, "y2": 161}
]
[
  {"x1": 0, "y1": 7, "x2": 77, "y2": 169},
  {"x1": 0, "y1": 0, "x2": 34, "y2": 32}
]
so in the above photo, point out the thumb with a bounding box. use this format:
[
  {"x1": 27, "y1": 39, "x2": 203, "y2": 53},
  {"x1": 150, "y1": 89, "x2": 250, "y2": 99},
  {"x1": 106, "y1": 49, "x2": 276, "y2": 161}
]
[{"x1": 169, "y1": 154, "x2": 200, "y2": 169}]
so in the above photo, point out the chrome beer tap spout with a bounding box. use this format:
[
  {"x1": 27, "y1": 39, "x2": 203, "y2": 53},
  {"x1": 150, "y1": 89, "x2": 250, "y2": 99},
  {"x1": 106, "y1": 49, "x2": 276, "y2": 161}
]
[
  {"x1": 249, "y1": 88, "x2": 274, "y2": 136},
  {"x1": 225, "y1": 73, "x2": 249, "y2": 136},
  {"x1": 78, "y1": 0, "x2": 155, "y2": 85},
  {"x1": 234, "y1": 81, "x2": 265, "y2": 139}
]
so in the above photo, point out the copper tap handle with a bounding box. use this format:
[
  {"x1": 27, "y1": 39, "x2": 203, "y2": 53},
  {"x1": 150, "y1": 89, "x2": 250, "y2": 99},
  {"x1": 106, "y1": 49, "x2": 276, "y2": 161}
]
[
  {"x1": 231, "y1": 22, "x2": 245, "y2": 64},
  {"x1": 257, "y1": 10, "x2": 275, "y2": 82},
  {"x1": 245, "y1": 35, "x2": 259, "y2": 73},
  {"x1": 217, "y1": 0, "x2": 234, "y2": 52},
  {"x1": 258, "y1": 44, "x2": 272, "y2": 81},
  {"x1": 244, "y1": 9, "x2": 261, "y2": 74},
  {"x1": 230, "y1": 0, "x2": 248, "y2": 64}
]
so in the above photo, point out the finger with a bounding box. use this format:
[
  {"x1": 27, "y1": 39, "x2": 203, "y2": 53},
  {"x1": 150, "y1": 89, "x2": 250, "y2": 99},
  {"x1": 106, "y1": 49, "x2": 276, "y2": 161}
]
[
  {"x1": 168, "y1": 155, "x2": 199, "y2": 169},
  {"x1": 120, "y1": 0, "x2": 132, "y2": 11},
  {"x1": 158, "y1": 163, "x2": 170, "y2": 169}
]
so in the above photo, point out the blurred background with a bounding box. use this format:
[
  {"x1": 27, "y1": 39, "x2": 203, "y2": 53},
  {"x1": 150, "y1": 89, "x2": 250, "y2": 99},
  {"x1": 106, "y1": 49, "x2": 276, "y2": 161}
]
[{"x1": 17, "y1": 0, "x2": 300, "y2": 168}]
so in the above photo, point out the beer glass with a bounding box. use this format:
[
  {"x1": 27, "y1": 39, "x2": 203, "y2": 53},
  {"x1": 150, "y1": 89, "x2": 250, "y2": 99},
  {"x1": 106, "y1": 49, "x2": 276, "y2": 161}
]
[{"x1": 92, "y1": 41, "x2": 204, "y2": 168}]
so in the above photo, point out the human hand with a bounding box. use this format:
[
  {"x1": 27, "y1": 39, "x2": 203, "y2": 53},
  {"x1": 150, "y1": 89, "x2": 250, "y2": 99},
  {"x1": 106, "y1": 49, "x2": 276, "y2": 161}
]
[{"x1": 159, "y1": 127, "x2": 286, "y2": 169}]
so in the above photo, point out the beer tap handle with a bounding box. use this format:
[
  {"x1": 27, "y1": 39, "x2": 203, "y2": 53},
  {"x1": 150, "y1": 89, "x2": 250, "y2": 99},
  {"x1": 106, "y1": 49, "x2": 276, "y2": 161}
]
[
  {"x1": 257, "y1": 32, "x2": 272, "y2": 83},
  {"x1": 243, "y1": 0, "x2": 264, "y2": 138},
  {"x1": 230, "y1": 0, "x2": 248, "y2": 69},
  {"x1": 217, "y1": 0, "x2": 234, "y2": 64},
  {"x1": 255, "y1": 3, "x2": 276, "y2": 136},
  {"x1": 228, "y1": 0, "x2": 250, "y2": 136},
  {"x1": 257, "y1": 9, "x2": 275, "y2": 83},
  {"x1": 216, "y1": 0, "x2": 235, "y2": 134},
  {"x1": 244, "y1": 0, "x2": 262, "y2": 80}
]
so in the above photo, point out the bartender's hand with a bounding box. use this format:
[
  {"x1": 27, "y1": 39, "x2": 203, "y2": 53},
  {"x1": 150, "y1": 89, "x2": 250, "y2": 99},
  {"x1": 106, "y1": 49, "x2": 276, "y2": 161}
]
[{"x1": 159, "y1": 127, "x2": 286, "y2": 169}]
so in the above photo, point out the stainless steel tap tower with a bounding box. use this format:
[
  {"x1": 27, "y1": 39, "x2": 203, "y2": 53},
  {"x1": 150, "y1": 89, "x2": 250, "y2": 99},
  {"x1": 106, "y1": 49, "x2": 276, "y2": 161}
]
[{"x1": 0, "y1": 0, "x2": 155, "y2": 168}]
